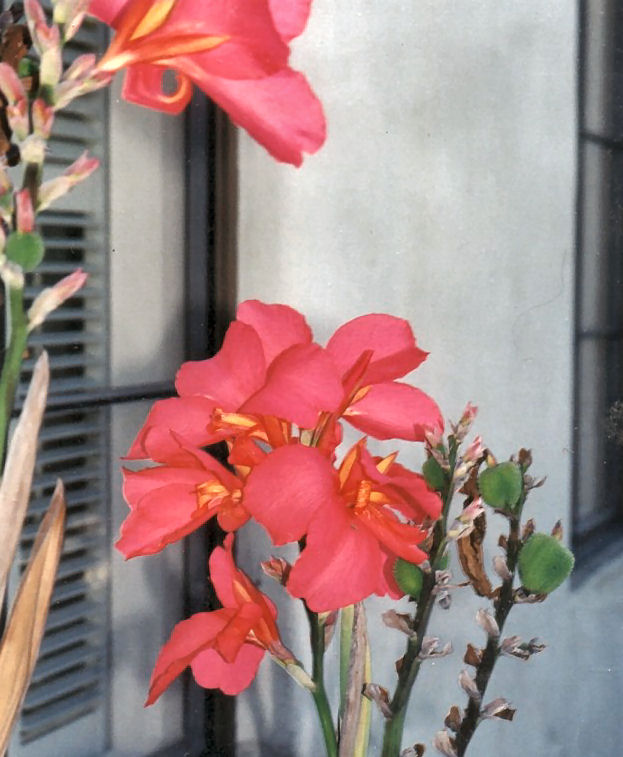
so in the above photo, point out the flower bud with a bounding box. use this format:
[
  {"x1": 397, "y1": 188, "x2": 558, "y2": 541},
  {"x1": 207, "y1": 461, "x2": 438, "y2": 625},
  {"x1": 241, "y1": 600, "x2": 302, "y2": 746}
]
[
  {"x1": 6, "y1": 99, "x2": 28, "y2": 142},
  {"x1": 15, "y1": 189, "x2": 34, "y2": 233},
  {"x1": 32, "y1": 98, "x2": 55, "y2": 139},
  {"x1": 53, "y1": 0, "x2": 90, "y2": 40},
  {"x1": 432, "y1": 730, "x2": 458, "y2": 757},
  {"x1": 27, "y1": 268, "x2": 87, "y2": 330},
  {"x1": 0, "y1": 62, "x2": 26, "y2": 105},
  {"x1": 475, "y1": 608, "x2": 499, "y2": 638},
  {"x1": 38, "y1": 151, "x2": 99, "y2": 211}
]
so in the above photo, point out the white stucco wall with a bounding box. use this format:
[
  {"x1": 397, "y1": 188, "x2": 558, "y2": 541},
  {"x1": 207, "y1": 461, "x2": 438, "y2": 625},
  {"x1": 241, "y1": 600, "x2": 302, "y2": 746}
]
[{"x1": 232, "y1": 2, "x2": 614, "y2": 756}]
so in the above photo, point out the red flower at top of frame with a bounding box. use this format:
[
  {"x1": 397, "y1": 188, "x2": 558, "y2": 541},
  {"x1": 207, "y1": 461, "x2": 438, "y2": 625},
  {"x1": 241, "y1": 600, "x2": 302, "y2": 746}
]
[
  {"x1": 125, "y1": 300, "x2": 344, "y2": 464},
  {"x1": 243, "y1": 439, "x2": 442, "y2": 611},
  {"x1": 88, "y1": 0, "x2": 326, "y2": 165},
  {"x1": 146, "y1": 533, "x2": 292, "y2": 703}
]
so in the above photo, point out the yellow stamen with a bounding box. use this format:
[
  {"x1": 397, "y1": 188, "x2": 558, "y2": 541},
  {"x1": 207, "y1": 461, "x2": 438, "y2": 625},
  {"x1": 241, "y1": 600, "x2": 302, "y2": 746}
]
[
  {"x1": 131, "y1": 0, "x2": 176, "y2": 40},
  {"x1": 354, "y1": 480, "x2": 372, "y2": 511},
  {"x1": 376, "y1": 451, "x2": 398, "y2": 474}
]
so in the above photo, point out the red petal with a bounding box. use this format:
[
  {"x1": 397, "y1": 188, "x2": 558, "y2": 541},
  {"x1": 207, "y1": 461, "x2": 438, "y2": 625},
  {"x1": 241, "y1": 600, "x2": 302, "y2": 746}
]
[
  {"x1": 191, "y1": 641, "x2": 264, "y2": 695},
  {"x1": 326, "y1": 314, "x2": 428, "y2": 384},
  {"x1": 177, "y1": 65, "x2": 326, "y2": 165},
  {"x1": 208, "y1": 533, "x2": 239, "y2": 608},
  {"x1": 344, "y1": 382, "x2": 443, "y2": 441},
  {"x1": 383, "y1": 462, "x2": 443, "y2": 521},
  {"x1": 122, "y1": 464, "x2": 206, "y2": 510},
  {"x1": 287, "y1": 504, "x2": 387, "y2": 611},
  {"x1": 164, "y1": 0, "x2": 289, "y2": 79},
  {"x1": 355, "y1": 506, "x2": 428, "y2": 565},
  {"x1": 269, "y1": 0, "x2": 312, "y2": 42},
  {"x1": 125, "y1": 396, "x2": 217, "y2": 463},
  {"x1": 146, "y1": 609, "x2": 236, "y2": 705},
  {"x1": 121, "y1": 63, "x2": 192, "y2": 114},
  {"x1": 88, "y1": 0, "x2": 127, "y2": 24},
  {"x1": 242, "y1": 344, "x2": 343, "y2": 429},
  {"x1": 243, "y1": 445, "x2": 337, "y2": 544},
  {"x1": 116, "y1": 481, "x2": 213, "y2": 558},
  {"x1": 175, "y1": 321, "x2": 266, "y2": 408},
  {"x1": 236, "y1": 299, "x2": 312, "y2": 365}
]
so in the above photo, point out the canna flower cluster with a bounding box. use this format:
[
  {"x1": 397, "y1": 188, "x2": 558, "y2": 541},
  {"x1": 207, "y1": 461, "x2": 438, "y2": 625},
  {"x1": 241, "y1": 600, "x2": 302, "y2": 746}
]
[{"x1": 119, "y1": 300, "x2": 443, "y2": 701}]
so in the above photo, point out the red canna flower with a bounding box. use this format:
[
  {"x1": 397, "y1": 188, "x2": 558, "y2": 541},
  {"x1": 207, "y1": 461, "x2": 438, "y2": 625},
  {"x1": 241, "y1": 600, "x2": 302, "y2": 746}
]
[
  {"x1": 117, "y1": 439, "x2": 248, "y2": 558},
  {"x1": 243, "y1": 439, "x2": 442, "y2": 611},
  {"x1": 88, "y1": 0, "x2": 326, "y2": 165},
  {"x1": 146, "y1": 534, "x2": 293, "y2": 702},
  {"x1": 126, "y1": 300, "x2": 343, "y2": 463},
  {"x1": 320, "y1": 313, "x2": 443, "y2": 443}
]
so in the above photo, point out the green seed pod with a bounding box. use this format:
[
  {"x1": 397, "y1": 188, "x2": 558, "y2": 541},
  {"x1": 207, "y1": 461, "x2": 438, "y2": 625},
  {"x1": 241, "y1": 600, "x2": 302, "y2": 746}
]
[
  {"x1": 422, "y1": 456, "x2": 446, "y2": 491},
  {"x1": 518, "y1": 533, "x2": 574, "y2": 594},
  {"x1": 478, "y1": 461, "x2": 523, "y2": 511},
  {"x1": 5, "y1": 232, "x2": 45, "y2": 272},
  {"x1": 393, "y1": 558, "x2": 424, "y2": 599}
]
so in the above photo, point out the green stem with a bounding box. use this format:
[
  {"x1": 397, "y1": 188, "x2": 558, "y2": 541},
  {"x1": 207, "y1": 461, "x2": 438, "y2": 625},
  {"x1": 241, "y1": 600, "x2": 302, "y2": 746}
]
[
  {"x1": 381, "y1": 443, "x2": 458, "y2": 756},
  {"x1": 0, "y1": 282, "x2": 28, "y2": 461},
  {"x1": 306, "y1": 607, "x2": 338, "y2": 757}
]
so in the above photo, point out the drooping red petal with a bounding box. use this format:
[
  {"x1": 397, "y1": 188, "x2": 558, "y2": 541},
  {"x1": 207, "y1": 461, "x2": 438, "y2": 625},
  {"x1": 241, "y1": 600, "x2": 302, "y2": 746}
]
[
  {"x1": 122, "y1": 464, "x2": 207, "y2": 510},
  {"x1": 243, "y1": 445, "x2": 338, "y2": 545},
  {"x1": 191, "y1": 640, "x2": 265, "y2": 695},
  {"x1": 121, "y1": 63, "x2": 193, "y2": 113},
  {"x1": 383, "y1": 462, "x2": 443, "y2": 521},
  {"x1": 176, "y1": 64, "x2": 326, "y2": 166},
  {"x1": 355, "y1": 506, "x2": 428, "y2": 565},
  {"x1": 116, "y1": 481, "x2": 214, "y2": 558},
  {"x1": 287, "y1": 503, "x2": 387, "y2": 612},
  {"x1": 213, "y1": 603, "x2": 263, "y2": 662},
  {"x1": 236, "y1": 299, "x2": 312, "y2": 365},
  {"x1": 242, "y1": 344, "x2": 343, "y2": 429},
  {"x1": 175, "y1": 321, "x2": 266, "y2": 407},
  {"x1": 208, "y1": 533, "x2": 240, "y2": 608},
  {"x1": 125, "y1": 396, "x2": 217, "y2": 463},
  {"x1": 344, "y1": 382, "x2": 443, "y2": 441},
  {"x1": 326, "y1": 314, "x2": 428, "y2": 384},
  {"x1": 146, "y1": 609, "x2": 237, "y2": 705},
  {"x1": 269, "y1": 0, "x2": 312, "y2": 42}
]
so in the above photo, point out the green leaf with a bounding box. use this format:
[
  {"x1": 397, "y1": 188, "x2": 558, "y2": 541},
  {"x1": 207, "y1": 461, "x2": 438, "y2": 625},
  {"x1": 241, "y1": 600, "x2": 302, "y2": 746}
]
[
  {"x1": 422, "y1": 456, "x2": 446, "y2": 491},
  {"x1": 393, "y1": 559, "x2": 424, "y2": 599},
  {"x1": 478, "y1": 461, "x2": 523, "y2": 510},
  {"x1": 518, "y1": 533, "x2": 574, "y2": 594},
  {"x1": 6, "y1": 232, "x2": 45, "y2": 272}
]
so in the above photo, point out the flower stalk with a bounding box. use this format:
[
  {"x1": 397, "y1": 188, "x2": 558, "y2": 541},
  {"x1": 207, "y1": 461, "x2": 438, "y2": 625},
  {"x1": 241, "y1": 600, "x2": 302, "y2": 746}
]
[
  {"x1": 307, "y1": 606, "x2": 338, "y2": 757},
  {"x1": 381, "y1": 437, "x2": 459, "y2": 756}
]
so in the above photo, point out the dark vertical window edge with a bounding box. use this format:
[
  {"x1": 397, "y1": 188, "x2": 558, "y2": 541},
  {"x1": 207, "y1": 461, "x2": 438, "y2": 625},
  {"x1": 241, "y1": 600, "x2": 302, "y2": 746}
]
[{"x1": 183, "y1": 95, "x2": 238, "y2": 756}]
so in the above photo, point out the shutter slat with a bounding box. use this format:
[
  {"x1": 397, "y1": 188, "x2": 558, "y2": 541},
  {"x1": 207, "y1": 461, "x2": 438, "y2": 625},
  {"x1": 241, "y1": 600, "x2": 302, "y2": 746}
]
[{"x1": 20, "y1": 690, "x2": 101, "y2": 744}]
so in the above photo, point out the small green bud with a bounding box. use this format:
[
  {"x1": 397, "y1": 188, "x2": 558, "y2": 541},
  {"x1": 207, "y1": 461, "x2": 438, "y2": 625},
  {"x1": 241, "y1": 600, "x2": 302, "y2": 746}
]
[
  {"x1": 423, "y1": 456, "x2": 446, "y2": 491},
  {"x1": 518, "y1": 533, "x2": 574, "y2": 594},
  {"x1": 393, "y1": 558, "x2": 424, "y2": 599},
  {"x1": 5, "y1": 232, "x2": 45, "y2": 272},
  {"x1": 478, "y1": 461, "x2": 523, "y2": 511},
  {"x1": 18, "y1": 58, "x2": 39, "y2": 78}
]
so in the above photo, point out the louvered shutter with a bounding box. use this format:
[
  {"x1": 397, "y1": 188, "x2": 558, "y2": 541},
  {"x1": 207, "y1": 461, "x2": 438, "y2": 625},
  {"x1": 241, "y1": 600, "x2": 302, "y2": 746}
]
[{"x1": 8, "y1": 11, "x2": 111, "y2": 756}]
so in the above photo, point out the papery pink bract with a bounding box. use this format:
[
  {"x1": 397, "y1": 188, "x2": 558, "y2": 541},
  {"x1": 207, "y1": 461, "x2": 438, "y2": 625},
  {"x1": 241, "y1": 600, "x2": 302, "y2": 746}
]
[
  {"x1": 147, "y1": 534, "x2": 292, "y2": 703},
  {"x1": 89, "y1": 0, "x2": 326, "y2": 165}
]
